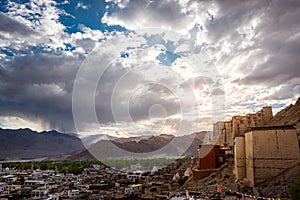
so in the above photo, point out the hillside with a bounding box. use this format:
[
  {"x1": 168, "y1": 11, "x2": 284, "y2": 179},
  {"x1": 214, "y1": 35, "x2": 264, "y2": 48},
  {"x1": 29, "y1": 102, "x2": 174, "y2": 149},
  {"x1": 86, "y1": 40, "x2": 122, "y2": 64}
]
[
  {"x1": 0, "y1": 128, "x2": 85, "y2": 160},
  {"x1": 47, "y1": 149, "x2": 97, "y2": 161},
  {"x1": 269, "y1": 97, "x2": 300, "y2": 127}
]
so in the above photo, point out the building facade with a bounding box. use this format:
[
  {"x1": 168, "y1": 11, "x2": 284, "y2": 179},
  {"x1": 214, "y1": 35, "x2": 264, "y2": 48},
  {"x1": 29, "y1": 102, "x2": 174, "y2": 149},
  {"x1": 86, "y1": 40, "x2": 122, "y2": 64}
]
[
  {"x1": 213, "y1": 107, "x2": 273, "y2": 147},
  {"x1": 234, "y1": 126, "x2": 300, "y2": 186},
  {"x1": 213, "y1": 122, "x2": 225, "y2": 145}
]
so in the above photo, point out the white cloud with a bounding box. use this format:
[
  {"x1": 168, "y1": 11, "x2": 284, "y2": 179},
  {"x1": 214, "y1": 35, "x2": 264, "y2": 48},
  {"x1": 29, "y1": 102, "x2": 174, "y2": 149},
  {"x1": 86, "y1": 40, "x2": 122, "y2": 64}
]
[
  {"x1": 102, "y1": 0, "x2": 196, "y2": 33},
  {"x1": 76, "y1": 2, "x2": 89, "y2": 10},
  {"x1": 1, "y1": 0, "x2": 105, "y2": 56},
  {"x1": 0, "y1": 116, "x2": 48, "y2": 132}
]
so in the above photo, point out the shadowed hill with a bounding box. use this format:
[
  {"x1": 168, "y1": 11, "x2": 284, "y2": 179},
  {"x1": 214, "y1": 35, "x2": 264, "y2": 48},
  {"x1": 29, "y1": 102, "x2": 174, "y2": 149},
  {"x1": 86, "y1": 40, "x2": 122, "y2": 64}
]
[
  {"x1": 0, "y1": 128, "x2": 84, "y2": 160},
  {"x1": 269, "y1": 97, "x2": 300, "y2": 127}
]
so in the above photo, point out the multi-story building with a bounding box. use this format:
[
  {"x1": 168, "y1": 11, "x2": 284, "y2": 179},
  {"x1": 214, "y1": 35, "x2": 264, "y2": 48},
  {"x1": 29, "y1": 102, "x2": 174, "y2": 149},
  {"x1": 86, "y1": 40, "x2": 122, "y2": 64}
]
[
  {"x1": 223, "y1": 121, "x2": 233, "y2": 146},
  {"x1": 4, "y1": 184, "x2": 22, "y2": 193},
  {"x1": 213, "y1": 106, "x2": 273, "y2": 147},
  {"x1": 232, "y1": 106, "x2": 273, "y2": 137},
  {"x1": 212, "y1": 122, "x2": 225, "y2": 145},
  {"x1": 31, "y1": 187, "x2": 49, "y2": 199}
]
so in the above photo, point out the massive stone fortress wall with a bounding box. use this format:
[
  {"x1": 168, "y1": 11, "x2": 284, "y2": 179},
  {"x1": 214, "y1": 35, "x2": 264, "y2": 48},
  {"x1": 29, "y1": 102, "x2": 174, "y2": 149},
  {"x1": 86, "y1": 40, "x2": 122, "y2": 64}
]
[
  {"x1": 235, "y1": 126, "x2": 300, "y2": 186},
  {"x1": 213, "y1": 107, "x2": 273, "y2": 147}
]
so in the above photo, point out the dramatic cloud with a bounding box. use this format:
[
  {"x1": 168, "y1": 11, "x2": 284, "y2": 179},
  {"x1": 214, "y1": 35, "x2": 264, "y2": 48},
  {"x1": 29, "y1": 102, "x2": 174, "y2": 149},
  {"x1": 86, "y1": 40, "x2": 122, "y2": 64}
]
[
  {"x1": 205, "y1": 0, "x2": 300, "y2": 87},
  {"x1": 0, "y1": 0, "x2": 299, "y2": 136},
  {"x1": 0, "y1": 12, "x2": 36, "y2": 36},
  {"x1": 0, "y1": 53, "x2": 82, "y2": 132}
]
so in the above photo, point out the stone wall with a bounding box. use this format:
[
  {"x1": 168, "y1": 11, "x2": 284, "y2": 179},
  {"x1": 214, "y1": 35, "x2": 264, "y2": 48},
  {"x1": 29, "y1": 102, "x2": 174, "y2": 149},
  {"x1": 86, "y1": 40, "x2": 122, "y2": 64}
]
[
  {"x1": 244, "y1": 127, "x2": 299, "y2": 186},
  {"x1": 234, "y1": 136, "x2": 246, "y2": 181},
  {"x1": 261, "y1": 106, "x2": 273, "y2": 125},
  {"x1": 192, "y1": 169, "x2": 216, "y2": 180},
  {"x1": 213, "y1": 122, "x2": 225, "y2": 145},
  {"x1": 224, "y1": 121, "x2": 233, "y2": 147}
]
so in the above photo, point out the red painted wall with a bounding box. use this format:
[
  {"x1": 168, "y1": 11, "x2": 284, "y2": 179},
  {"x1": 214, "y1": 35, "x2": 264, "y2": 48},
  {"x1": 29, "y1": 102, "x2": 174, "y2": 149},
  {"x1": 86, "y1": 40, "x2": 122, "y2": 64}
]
[{"x1": 198, "y1": 145, "x2": 220, "y2": 170}]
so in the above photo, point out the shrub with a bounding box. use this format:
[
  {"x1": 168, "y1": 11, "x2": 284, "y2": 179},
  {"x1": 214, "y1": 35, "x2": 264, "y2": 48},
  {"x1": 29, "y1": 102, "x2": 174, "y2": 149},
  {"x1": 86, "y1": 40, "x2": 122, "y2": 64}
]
[{"x1": 289, "y1": 176, "x2": 300, "y2": 200}]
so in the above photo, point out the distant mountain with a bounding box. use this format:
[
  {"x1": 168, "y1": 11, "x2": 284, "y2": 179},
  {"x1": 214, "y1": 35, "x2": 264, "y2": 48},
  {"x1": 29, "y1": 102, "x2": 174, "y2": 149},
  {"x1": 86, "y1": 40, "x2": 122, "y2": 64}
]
[
  {"x1": 111, "y1": 134, "x2": 175, "y2": 153},
  {"x1": 269, "y1": 97, "x2": 300, "y2": 128},
  {"x1": 183, "y1": 131, "x2": 209, "y2": 156},
  {"x1": 113, "y1": 135, "x2": 155, "y2": 143},
  {"x1": 0, "y1": 127, "x2": 210, "y2": 161},
  {"x1": 0, "y1": 128, "x2": 85, "y2": 160},
  {"x1": 81, "y1": 134, "x2": 117, "y2": 146},
  {"x1": 51, "y1": 131, "x2": 209, "y2": 161},
  {"x1": 47, "y1": 149, "x2": 97, "y2": 161}
]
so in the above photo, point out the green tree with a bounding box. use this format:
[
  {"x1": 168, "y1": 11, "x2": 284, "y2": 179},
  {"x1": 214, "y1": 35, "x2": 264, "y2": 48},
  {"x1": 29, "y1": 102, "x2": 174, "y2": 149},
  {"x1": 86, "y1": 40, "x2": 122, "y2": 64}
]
[
  {"x1": 289, "y1": 177, "x2": 300, "y2": 200},
  {"x1": 79, "y1": 192, "x2": 91, "y2": 199}
]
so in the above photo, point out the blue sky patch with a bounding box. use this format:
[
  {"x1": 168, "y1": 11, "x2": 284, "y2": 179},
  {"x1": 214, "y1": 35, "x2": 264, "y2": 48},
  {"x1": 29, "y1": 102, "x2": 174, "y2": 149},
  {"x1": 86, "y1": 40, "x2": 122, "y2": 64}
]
[
  {"x1": 1, "y1": 48, "x2": 14, "y2": 57},
  {"x1": 270, "y1": 103, "x2": 286, "y2": 109},
  {"x1": 120, "y1": 52, "x2": 129, "y2": 58},
  {"x1": 56, "y1": 0, "x2": 126, "y2": 34},
  {"x1": 156, "y1": 51, "x2": 180, "y2": 66},
  {"x1": 64, "y1": 43, "x2": 76, "y2": 51}
]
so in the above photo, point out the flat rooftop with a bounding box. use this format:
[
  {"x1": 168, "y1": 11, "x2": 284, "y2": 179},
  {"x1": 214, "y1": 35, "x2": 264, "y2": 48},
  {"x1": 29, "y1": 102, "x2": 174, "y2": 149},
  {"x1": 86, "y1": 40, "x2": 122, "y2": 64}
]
[{"x1": 244, "y1": 125, "x2": 295, "y2": 133}]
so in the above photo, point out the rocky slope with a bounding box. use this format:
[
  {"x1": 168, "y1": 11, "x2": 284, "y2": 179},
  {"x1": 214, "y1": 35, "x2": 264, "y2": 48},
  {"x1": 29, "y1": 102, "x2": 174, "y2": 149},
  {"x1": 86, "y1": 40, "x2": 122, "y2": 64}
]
[
  {"x1": 269, "y1": 97, "x2": 300, "y2": 127},
  {"x1": 185, "y1": 158, "x2": 300, "y2": 199}
]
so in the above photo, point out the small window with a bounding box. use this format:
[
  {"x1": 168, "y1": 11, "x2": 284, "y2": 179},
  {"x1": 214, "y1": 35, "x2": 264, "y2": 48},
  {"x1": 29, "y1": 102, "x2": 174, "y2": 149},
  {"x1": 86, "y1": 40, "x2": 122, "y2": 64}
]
[{"x1": 218, "y1": 156, "x2": 223, "y2": 163}]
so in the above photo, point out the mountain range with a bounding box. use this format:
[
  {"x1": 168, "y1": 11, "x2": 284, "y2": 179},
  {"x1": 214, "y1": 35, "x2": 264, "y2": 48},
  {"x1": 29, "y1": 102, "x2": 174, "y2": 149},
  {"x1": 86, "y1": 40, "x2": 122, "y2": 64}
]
[
  {"x1": 50, "y1": 131, "x2": 209, "y2": 161},
  {"x1": 0, "y1": 126, "x2": 209, "y2": 161},
  {"x1": 0, "y1": 97, "x2": 299, "y2": 161}
]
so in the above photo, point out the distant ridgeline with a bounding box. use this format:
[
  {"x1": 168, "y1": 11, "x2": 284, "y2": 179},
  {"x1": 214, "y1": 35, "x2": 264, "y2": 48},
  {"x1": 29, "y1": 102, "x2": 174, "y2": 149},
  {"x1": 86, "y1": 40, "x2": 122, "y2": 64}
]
[{"x1": 0, "y1": 128, "x2": 84, "y2": 160}]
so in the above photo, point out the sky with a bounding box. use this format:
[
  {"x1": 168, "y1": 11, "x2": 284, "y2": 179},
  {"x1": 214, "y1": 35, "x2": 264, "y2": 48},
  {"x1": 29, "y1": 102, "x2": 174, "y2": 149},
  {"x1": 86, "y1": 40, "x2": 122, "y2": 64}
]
[{"x1": 0, "y1": 0, "x2": 299, "y2": 138}]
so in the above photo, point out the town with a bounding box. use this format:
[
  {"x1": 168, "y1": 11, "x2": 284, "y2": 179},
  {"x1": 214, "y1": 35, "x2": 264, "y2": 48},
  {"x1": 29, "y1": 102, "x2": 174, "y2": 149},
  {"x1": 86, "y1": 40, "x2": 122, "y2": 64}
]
[{"x1": 1, "y1": 158, "x2": 206, "y2": 200}]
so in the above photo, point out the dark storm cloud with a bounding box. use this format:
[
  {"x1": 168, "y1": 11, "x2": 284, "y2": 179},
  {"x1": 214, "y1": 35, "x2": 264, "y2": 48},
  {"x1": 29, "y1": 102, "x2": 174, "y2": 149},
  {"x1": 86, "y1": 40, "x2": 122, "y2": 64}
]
[
  {"x1": 206, "y1": 0, "x2": 268, "y2": 41},
  {"x1": 237, "y1": 0, "x2": 300, "y2": 86},
  {"x1": 269, "y1": 82, "x2": 300, "y2": 100},
  {"x1": 208, "y1": 0, "x2": 300, "y2": 88},
  {"x1": 0, "y1": 51, "x2": 182, "y2": 132},
  {"x1": 0, "y1": 53, "x2": 82, "y2": 132},
  {"x1": 0, "y1": 12, "x2": 36, "y2": 36}
]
